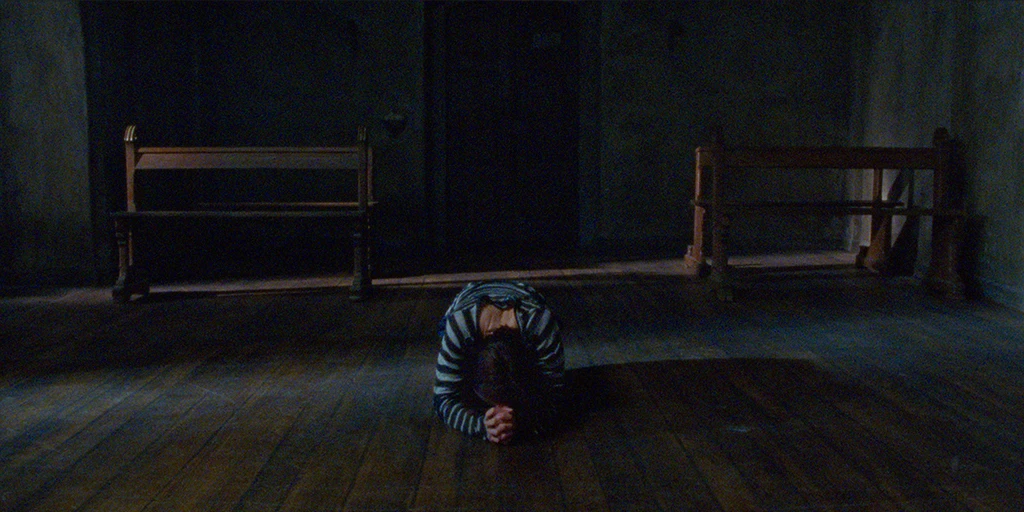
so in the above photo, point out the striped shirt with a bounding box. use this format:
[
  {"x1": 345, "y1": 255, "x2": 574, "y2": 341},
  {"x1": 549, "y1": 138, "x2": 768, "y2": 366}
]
[{"x1": 432, "y1": 280, "x2": 565, "y2": 439}]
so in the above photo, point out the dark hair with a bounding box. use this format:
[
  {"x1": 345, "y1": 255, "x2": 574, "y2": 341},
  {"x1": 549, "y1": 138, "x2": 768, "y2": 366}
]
[
  {"x1": 469, "y1": 327, "x2": 559, "y2": 438},
  {"x1": 471, "y1": 327, "x2": 533, "y2": 408}
]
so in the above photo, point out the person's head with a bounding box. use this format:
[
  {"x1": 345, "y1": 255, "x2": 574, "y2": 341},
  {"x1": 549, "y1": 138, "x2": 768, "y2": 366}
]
[{"x1": 470, "y1": 327, "x2": 536, "y2": 410}]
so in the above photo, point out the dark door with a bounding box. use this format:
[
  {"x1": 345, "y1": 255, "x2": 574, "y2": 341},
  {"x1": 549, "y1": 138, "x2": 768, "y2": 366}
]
[{"x1": 445, "y1": 2, "x2": 580, "y2": 267}]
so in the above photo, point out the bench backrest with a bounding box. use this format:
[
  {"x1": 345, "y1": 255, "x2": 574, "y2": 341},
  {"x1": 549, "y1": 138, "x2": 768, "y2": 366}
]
[
  {"x1": 123, "y1": 125, "x2": 373, "y2": 212},
  {"x1": 696, "y1": 146, "x2": 945, "y2": 171},
  {"x1": 693, "y1": 127, "x2": 954, "y2": 208}
]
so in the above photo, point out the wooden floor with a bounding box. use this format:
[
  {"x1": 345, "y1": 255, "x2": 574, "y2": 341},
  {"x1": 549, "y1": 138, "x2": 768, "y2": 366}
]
[{"x1": 2, "y1": 254, "x2": 1024, "y2": 511}]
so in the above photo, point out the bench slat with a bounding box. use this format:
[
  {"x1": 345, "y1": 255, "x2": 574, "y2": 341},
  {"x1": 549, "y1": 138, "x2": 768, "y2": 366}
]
[
  {"x1": 694, "y1": 200, "x2": 903, "y2": 208},
  {"x1": 138, "y1": 146, "x2": 362, "y2": 153},
  {"x1": 111, "y1": 210, "x2": 366, "y2": 219},
  {"x1": 700, "y1": 205, "x2": 965, "y2": 217},
  {"x1": 195, "y1": 202, "x2": 378, "y2": 210},
  {"x1": 135, "y1": 150, "x2": 362, "y2": 170},
  {"x1": 697, "y1": 146, "x2": 942, "y2": 170}
]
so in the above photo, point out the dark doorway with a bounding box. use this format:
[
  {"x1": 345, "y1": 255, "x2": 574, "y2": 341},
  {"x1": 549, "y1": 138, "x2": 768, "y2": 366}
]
[{"x1": 444, "y1": 2, "x2": 580, "y2": 269}]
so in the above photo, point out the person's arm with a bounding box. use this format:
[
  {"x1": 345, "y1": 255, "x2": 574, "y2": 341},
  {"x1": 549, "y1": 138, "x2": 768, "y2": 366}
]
[
  {"x1": 432, "y1": 306, "x2": 488, "y2": 439},
  {"x1": 522, "y1": 306, "x2": 565, "y2": 432},
  {"x1": 530, "y1": 307, "x2": 565, "y2": 394}
]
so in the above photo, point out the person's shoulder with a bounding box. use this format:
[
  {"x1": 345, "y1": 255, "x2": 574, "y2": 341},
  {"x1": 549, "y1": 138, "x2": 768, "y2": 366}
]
[
  {"x1": 494, "y1": 280, "x2": 545, "y2": 299},
  {"x1": 471, "y1": 279, "x2": 533, "y2": 290},
  {"x1": 463, "y1": 280, "x2": 542, "y2": 299}
]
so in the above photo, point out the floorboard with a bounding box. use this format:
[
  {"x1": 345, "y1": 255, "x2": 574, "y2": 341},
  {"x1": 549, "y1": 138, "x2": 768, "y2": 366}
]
[{"x1": 2, "y1": 254, "x2": 1024, "y2": 511}]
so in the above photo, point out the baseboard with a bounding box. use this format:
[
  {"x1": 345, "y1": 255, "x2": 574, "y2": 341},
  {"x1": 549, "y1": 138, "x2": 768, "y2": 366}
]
[
  {"x1": 974, "y1": 277, "x2": 1024, "y2": 312},
  {"x1": 0, "y1": 267, "x2": 97, "y2": 289}
]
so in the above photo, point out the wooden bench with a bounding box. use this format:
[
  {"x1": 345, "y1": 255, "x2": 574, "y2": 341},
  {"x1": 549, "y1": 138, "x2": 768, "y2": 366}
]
[
  {"x1": 111, "y1": 125, "x2": 374, "y2": 302},
  {"x1": 684, "y1": 127, "x2": 966, "y2": 301}
]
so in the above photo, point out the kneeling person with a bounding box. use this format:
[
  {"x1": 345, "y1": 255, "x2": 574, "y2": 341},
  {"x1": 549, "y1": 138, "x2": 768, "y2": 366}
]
[{"x1": 433, "y1": 280, "x2": 565, "y2": 444}]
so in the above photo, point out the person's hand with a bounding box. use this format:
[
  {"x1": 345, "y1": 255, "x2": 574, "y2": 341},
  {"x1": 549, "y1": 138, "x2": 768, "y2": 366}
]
[{"x1": 484, "y1": 405, "x2": 515, "y2": 444}]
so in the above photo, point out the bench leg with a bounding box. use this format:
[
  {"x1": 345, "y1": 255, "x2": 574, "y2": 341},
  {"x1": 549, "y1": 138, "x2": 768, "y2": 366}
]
[
  {"x1": 710, "y1": 212, "x2": 733, "y2": 301},
  {"x1": 350, "y1": 216, "x2": 372, "y2": 301},
  {"x1": 858, "y1": 213, "x2": 894, "y2": 274},
  {"x1": 113, "y1": 217, "x2": 130, "y2": 302},
  {"x1": 684, "y1": 205, "x2": 709, "y2": 276},
  {"x1": 923, "y1": 215, "x2": 966, "y2": 299},
  {"x1": 113, "y1": 265, "x2": 150, "y2": 303},
  {"x1": 112, "y1": 217, "x2": 150, "y2": 303}
]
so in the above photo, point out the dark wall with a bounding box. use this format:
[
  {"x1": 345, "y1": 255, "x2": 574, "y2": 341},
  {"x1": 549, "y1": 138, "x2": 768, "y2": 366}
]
[
  {"x1": 852, "y1": 0, "x2": 1024, "y2": 308},
  {"x1": 957, "y1": 1, "x2": 1024, "y2": 308},
  {"x1": 0, "y1": 1, "x2": 92, "y2": 288},
  {"x1": 81, "y1": 1, "x2": 425, "y2": 281},
  {"x1": 3, "y1": 1, "x2": 869, "y2": 288},
  {"x1": 596, "y1": 1, "x2": 855, "y2": 254},
  {"x1": 6, "y1": 0, "x2": 1023, "y2": 312}
]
